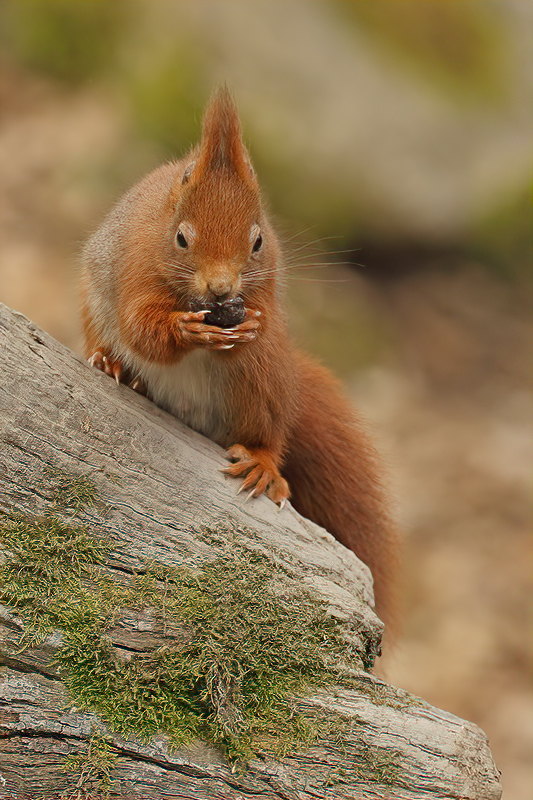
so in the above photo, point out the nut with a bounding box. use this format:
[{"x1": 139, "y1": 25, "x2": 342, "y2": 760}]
[{"x1": 190, "y1": 297, "x2": 246, "y2": 328}]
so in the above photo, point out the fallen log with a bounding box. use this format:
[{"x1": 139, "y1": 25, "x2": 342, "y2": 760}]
[{"x1": 0, "y1": 303, "x2": 501, "y2": 799}]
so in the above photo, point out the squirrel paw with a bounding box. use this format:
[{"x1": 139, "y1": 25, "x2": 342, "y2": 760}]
[
  {"x1": 223, "y1": 444, "x2": 290, "y2": 508},
  {"x1": 173, "y1": 309, "x2": 260, "y2": 351},
  {"x1": 88, "y1": 351, "x2": 147, "y2": 395}
]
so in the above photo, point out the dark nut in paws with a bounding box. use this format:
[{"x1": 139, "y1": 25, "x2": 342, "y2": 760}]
[{"x1": 190, "y1": 297, "x2": 246, "y2": 328}]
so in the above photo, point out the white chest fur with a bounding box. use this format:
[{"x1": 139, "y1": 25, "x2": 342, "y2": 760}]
[{"x1": 134, "y1": 349, "x2": 229, "y2": 444}]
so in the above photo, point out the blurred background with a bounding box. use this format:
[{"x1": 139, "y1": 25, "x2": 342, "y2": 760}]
[{"x1": 0, "y1": 0, "x2": 531, "y2": 795}]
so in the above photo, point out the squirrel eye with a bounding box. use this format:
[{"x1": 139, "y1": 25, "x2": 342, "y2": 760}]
[
  {"x1": 176, "y1": 228, "x2": 188, "y2": 249},
  {"x1": 252, "y1": 233, "x2": 263, "y2": 253}
]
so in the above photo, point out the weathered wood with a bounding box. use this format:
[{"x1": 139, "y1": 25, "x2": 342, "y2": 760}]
[{"x1": 0, "y1": 304, "x2": 502, "y2": 799}]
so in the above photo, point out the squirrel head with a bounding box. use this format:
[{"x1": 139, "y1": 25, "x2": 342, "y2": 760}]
[{"x1": 167, "y1": 87, "x2": 278, "y2": 305}]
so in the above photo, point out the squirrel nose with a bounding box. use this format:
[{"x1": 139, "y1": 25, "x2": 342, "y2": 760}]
[{"x1": 207, "y1": 278, "x2": 233, "y2": 300}]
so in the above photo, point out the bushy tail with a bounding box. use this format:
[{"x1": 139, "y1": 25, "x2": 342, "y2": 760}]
[{"x1": 283, "y1": 355, "x2": 401, "y2": 635}]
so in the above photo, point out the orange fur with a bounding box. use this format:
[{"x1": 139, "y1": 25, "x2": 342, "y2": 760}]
[{"x1": 80, "y1": 88, "x2": 400, "y2": 633}]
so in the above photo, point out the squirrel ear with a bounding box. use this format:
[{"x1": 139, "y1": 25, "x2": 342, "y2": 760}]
[{"x1": 193, "y1": 86, "x2": 256, "y2": 184}]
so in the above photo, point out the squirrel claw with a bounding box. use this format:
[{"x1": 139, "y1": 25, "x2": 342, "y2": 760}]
[
  {"x1": 88, "y1": 350, "x2": 145, "y2": 395},
  {"x1": 89, "y1": 351, "x2": 105, "y2": 370},
  {"x1": 224, "y1": 444, "x2": 290, "y2": 507},
  {"x1": 130, "y1": 377, "x2": 147, "y2": 395}
]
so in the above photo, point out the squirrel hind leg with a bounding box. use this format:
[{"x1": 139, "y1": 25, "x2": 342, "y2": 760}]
[{"x1": 222, "y1": 444, "x2": 290, "y2": 507}]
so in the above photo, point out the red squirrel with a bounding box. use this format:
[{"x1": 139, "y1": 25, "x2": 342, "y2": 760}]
[{"x1": 80, "y1": 88, "x2": 400, "y2": 632}]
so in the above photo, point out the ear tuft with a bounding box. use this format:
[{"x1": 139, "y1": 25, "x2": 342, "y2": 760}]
[{"x1": 194, "y1": 86, "x2": 255, "y2": 182}]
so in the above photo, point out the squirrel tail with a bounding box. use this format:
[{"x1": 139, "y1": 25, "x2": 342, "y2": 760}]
[{"x1": 284, "y1": 355, "x2": 401, "y2": 636}]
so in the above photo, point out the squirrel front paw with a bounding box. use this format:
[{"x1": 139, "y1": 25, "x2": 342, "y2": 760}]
[
  {"x1": 222, "y1": 444, "x2": 290, "y2": 508},
  {"x1": 172, "y1": 309, "x2": 260, "y2": 351},
  {"x1": 88, "y1": 351, "x2": 146, "y2": 395}
]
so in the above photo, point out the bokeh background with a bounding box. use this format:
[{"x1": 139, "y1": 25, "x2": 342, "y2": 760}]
[{"x1": 0, "y1": 1, "x2": 531, "y2": 796}]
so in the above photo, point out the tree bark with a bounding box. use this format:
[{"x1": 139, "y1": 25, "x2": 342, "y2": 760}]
[{"x1": 0, "y1": 303, "x2": 501, "y2": 800}]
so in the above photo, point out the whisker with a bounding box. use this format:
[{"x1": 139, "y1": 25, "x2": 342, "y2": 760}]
[
  {"x1": 285, "y1": 232, "x2": 345, "y2": 248},
  {"x1": 243, "y1": 270, "x2": 352, "y2": 285},
  {"x1": 284, "y1": 241, "x2": 330, "y2": 257},
  {"x1": 164, "y1": 260, "x2": 195, "y2": 273},
  {"x1": 284, "y1": 261, "x2": 367, "y2": 272},
  {"x1": 284, "y1": 253, "x2": 336, "y2": 266},
  {"x1": 285, "y1": 276, "x2": 352, "y2": 283},
  {"x1": 243, "y1": 276, "x2": 275, "y2": 281},
  {"x1": 280, "y1": 225, "x2": 319, "y2": 243},
  {"x1": 244, "y1": 259, "x2": 364, "y2": 279}
]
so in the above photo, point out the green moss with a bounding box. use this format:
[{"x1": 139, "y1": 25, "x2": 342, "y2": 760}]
[
  {"x1": 61, "y1": 733, "x2": 118, "y2": 800},
  {"x1": 322, "y1": 742, "x2": 401, "y2": 789},
  {"x1": 349, "y1": 741, "x2": 401, "y2": 787},
  {"x1": 0, "y1": 473, "x2": 369, "y2": 765},
  {"x1": 47, "y1": 470, "x2": 101, "y2": 512},
  {"x1": 0, "y1": 510, "x2": 109, "y2": 646},
  {"x1": 54, "y1": 551, "x2": 364, "y2": 761}
]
